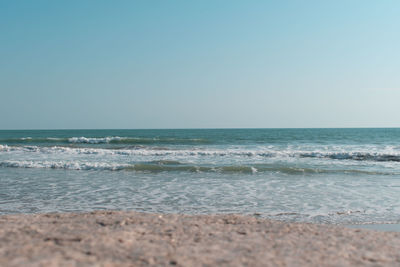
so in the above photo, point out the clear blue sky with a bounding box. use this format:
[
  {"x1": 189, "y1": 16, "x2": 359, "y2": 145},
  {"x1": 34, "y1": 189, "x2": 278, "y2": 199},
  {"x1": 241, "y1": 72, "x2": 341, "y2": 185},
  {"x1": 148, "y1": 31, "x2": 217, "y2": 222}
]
[{"x1": 1, "y1": 0, "x2": 400, "y2": 129}]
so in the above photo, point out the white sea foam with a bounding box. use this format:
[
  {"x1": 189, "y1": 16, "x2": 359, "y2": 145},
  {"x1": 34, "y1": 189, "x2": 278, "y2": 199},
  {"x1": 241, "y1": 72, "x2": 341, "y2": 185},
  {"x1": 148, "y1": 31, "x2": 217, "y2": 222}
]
[
  {"x1": 251, "y1": 166, "x2": 258, "y2": 174},
  {"x1": 0, "y1": 160, "x2": 128, "y2": 171},
  {"x1": 68, "y1": 136, "x2": 127, "y2": 144}
]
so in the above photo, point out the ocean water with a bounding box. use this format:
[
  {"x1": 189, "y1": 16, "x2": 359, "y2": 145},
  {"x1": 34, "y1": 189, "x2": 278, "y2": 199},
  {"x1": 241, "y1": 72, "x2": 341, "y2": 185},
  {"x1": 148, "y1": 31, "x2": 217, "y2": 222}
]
[{"x1": 1, "y1": 128, "x2": 400, "y2": 225}]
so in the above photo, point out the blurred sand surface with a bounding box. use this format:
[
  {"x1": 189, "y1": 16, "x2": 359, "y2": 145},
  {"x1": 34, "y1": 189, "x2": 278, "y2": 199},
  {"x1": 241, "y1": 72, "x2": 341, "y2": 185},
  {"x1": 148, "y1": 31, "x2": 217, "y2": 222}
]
[{"x1": 1, "y1": 211, "x2": 400, "y2": 266}]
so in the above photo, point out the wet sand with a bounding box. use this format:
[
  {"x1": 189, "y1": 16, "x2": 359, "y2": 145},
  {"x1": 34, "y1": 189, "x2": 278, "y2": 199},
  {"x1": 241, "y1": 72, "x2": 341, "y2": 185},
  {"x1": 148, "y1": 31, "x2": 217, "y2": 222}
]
[{"x1": 1, "y1": 211, "x2": 400, "y2": 266}]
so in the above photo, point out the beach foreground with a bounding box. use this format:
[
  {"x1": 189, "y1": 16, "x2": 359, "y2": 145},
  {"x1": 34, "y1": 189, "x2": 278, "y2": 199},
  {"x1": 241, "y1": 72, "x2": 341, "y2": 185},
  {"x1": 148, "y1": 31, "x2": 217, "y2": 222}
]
[{"x1": 1, "y1": 211, "x2": 400, "y2": 266}]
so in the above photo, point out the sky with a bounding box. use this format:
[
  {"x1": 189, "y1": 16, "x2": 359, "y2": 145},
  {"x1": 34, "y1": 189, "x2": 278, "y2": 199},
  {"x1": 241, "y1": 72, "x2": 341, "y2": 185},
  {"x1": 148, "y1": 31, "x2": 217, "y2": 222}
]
[{"x1": 1, "y1": 0, "x2": 400, "y2": 129}]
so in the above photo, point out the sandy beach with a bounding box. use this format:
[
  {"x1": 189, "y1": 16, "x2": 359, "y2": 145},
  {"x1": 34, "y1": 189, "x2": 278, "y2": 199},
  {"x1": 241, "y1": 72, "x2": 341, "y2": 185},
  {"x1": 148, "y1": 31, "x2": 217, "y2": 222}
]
[{"x1": 1, "y1": 211, "x2": 400, "y2": 266}]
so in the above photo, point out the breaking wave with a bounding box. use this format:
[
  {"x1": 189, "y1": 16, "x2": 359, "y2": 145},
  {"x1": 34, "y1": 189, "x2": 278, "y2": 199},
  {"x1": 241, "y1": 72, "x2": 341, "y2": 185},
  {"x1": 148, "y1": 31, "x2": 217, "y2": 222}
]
[
  {"x1": 2, "y1": 144, "x2": 400, "y2": 162},
  {"x1": 299, "y1": 152, "x2": 400, "y2": 162},
  {"x1": 0, "y1": 136, "x2": 211, "y2": 145},
  {"x1": 0, "y1": 159, "x2": 395, "y2": 175}
]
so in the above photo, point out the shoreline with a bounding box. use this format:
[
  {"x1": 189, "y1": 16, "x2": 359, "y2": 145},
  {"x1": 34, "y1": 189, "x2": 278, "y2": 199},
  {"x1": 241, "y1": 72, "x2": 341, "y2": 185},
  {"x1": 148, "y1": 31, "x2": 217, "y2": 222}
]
[
  {"x1": 1, "y1": 211, "x2": 400, "y2": 266},
  {"x1": 347, "y1": 223, "x2": 400, "y2": 232}
]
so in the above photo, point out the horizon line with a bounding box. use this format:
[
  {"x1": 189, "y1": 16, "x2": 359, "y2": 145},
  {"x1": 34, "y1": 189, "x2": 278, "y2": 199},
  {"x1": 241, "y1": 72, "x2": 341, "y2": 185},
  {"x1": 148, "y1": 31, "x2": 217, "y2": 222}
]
[{"x1": 1, "y1": 127, "x2": 400, "y2": 131}]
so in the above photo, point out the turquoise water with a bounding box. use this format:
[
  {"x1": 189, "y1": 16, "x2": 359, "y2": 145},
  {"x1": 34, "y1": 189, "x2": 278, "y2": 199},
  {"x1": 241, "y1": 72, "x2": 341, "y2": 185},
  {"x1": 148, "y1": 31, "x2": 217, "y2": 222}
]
[{"x1": 1, "y1": 128, "x2": 400, "y2": 224}]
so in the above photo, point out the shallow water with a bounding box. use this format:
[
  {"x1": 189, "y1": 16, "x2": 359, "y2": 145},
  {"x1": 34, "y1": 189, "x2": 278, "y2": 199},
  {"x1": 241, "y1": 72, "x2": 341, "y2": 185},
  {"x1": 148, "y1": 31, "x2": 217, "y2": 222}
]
[
  {"x1": 348, "y1": 224, "x2": 400, "y2": 232},
  {"x1": 1, "y1": 128, "x2": 400, "y2": 224}
]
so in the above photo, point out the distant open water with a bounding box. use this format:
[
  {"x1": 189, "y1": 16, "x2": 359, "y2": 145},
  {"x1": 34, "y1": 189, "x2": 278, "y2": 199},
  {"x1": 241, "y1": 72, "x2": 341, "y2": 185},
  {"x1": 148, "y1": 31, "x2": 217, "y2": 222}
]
[{"x1": 1, "y1": 128, "x2": 400, "y2": 225}]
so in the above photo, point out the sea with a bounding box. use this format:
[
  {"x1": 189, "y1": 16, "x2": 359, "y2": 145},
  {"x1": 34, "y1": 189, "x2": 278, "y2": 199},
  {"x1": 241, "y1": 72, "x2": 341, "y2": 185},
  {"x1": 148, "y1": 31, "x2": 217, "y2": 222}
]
[{"x1": 1, "y1": 128, "x2": 400, "y2": 225}]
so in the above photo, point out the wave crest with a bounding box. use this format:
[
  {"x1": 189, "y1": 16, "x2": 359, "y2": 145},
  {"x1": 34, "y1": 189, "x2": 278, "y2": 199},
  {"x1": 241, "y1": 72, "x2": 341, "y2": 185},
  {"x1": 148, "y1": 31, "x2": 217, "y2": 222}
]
[
  {"x1": 2, "y1": 145, "x2": 400, "y2": 162},
  {"x1": 68, "y1": 136, "x2": 127, "y2": 144},
  {"x1": 0, "y1": 160, "x2": 394, "y2": 175},
  {"x1": 0, "y1": 136, "x2": 211, "y2": 145}
]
